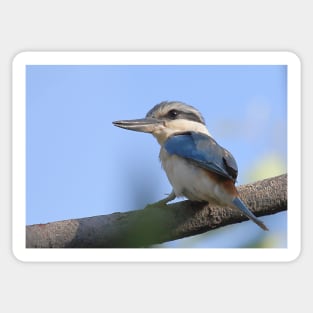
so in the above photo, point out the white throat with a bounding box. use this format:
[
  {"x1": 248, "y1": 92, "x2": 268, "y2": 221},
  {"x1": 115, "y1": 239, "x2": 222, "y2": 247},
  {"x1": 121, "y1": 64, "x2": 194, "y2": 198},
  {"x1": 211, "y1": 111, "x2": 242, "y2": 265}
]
[{"x1": 152, "y1": 119, "x2": 211, "y2": 145}]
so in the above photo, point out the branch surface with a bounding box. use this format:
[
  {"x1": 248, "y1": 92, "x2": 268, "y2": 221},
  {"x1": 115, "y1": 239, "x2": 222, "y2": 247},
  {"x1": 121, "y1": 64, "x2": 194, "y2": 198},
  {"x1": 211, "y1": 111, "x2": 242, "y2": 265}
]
[{"x1": 26, "y1": 174, "x2": 287, "y2": 248}]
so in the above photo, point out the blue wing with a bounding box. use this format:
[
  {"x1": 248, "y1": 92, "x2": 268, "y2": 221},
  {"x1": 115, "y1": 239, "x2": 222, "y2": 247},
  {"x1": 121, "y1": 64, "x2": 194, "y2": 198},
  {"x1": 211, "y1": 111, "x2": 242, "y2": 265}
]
[{"x1": 164, "y1": 132, "x2": 238, "y2": 181}]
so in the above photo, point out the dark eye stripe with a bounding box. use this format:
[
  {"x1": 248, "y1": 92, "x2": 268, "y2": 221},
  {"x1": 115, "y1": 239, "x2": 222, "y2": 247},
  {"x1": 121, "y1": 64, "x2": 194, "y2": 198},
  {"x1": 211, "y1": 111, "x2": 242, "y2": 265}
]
[
  {"x1": 146, "y1": 101, "x2": 206, "y2": 125},
  {"x1": 166, "y1": 109, "x2": 204, "y2": 124},
  {"x1": 167, "y1": 109, "x2": 179, "y2": 119},
  {"x1": 178, "y1": 111, "x2": 204, "y2": 124}
]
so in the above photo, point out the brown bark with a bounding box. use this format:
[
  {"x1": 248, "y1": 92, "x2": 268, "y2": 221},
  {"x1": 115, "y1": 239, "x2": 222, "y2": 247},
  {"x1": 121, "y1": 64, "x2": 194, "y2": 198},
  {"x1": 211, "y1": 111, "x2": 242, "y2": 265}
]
[{"x1": 26, "y1": 174, "x2": 287, "y2": 248}]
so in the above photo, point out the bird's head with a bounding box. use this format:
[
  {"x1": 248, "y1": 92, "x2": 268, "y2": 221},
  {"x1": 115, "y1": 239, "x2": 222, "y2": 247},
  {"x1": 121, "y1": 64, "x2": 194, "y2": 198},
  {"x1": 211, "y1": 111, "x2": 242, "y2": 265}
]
[{"x1": 113, "y1": 101, "x2": 211, "y2": 144}]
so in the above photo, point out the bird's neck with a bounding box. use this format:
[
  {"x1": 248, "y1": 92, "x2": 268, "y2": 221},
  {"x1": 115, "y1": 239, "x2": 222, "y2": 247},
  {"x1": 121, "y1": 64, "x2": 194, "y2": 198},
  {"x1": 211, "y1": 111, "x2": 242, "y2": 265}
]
[{"x1": 152, "y1": 120, "x2": 211, "y2": 145}]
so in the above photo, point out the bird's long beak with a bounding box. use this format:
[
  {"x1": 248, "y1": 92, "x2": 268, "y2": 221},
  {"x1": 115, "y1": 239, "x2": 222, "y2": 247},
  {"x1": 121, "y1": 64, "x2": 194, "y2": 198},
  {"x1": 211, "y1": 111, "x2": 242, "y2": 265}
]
[{"x1": 113, "y1": 118, "x2": 163, "y2": 133}]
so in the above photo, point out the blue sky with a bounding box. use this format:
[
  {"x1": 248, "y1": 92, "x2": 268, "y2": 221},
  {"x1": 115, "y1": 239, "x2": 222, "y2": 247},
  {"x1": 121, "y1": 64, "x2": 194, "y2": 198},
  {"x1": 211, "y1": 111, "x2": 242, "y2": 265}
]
[{"x1": 26, "y1": 64, "x2": 287, "y2": 248}]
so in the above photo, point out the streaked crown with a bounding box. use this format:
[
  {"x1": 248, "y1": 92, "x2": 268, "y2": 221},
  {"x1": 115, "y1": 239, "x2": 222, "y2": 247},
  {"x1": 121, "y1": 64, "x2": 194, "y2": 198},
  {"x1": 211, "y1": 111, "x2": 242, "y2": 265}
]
[{"x1": 146, "y1": 101, "x2": 206, "y2": 125}]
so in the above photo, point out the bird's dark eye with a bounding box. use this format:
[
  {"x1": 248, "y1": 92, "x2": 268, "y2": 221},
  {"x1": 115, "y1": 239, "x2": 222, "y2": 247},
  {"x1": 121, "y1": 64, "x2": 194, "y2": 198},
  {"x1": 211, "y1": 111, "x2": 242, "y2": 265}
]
[{"x1": 168, "y1": 109, "x2": 179, "y2": 119}]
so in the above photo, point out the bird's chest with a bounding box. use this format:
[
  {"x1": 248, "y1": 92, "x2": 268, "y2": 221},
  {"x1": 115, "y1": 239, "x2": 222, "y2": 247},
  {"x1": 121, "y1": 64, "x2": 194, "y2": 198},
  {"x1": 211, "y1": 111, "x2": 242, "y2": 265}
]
[
  {"x1": 159, "y1": 148, "x2": 192, "y2": 189},
  {"x1": 159, "y1": 148, "x2": 220, "y2": 202}
]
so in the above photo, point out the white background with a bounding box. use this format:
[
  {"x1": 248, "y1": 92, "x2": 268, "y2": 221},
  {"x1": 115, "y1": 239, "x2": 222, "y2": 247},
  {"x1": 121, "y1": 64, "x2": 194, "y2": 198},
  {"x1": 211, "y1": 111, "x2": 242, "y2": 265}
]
[{"x1": 0, "y1": 1, "x2": 310, "y2": 312}]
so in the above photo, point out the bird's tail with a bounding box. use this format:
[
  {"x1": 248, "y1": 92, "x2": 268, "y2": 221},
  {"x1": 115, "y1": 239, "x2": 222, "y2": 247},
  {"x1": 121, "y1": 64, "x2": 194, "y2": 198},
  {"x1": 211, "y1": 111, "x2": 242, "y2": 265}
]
[{"x1": 232, "y1": 197, "x2": 269, "y2": 231}]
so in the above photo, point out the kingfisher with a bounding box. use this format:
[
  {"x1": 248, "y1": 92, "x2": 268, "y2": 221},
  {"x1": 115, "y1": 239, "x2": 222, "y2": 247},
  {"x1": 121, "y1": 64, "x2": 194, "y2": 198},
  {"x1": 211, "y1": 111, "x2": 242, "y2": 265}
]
[{"x1": 113, "y1": 101, "x2": 268, "y2": 231}]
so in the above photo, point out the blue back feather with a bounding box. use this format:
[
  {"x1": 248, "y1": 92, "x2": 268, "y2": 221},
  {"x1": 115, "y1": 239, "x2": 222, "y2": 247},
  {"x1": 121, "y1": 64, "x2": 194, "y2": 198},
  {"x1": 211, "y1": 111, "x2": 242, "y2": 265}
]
[{"x1": 164, "y1": 132, "x2": 238, "y2": 181}]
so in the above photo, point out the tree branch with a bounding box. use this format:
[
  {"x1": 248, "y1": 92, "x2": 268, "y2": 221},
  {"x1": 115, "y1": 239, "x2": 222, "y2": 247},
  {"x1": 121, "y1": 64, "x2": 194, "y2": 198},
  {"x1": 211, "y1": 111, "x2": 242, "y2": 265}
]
[{"x1": 26, "y1": 174, "x2": 287, "y2": 248}]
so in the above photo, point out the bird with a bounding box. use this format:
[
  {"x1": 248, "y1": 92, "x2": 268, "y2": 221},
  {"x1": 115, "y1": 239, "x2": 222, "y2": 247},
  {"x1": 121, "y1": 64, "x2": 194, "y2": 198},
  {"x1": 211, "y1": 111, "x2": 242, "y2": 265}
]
[{"x1": 113, "y1": 101, "x2": 268, "y2": 231}]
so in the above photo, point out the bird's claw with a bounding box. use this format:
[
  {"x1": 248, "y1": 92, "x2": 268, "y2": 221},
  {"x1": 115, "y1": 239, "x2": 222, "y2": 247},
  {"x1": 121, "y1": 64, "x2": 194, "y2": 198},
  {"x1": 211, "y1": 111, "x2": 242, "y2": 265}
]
[
  {"x1": 144, "y1": 199, "x2": 169, "y2": 210},
  {"x1": 144, "y1": 191, "x2": 176, "y2": 210}
]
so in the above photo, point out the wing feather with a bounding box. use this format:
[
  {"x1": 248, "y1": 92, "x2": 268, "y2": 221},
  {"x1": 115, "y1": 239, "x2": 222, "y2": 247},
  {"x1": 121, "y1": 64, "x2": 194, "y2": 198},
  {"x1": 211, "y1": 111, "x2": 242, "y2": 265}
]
[{"x1": 164, "y1": 132, "x2": 238, "y2": 181}]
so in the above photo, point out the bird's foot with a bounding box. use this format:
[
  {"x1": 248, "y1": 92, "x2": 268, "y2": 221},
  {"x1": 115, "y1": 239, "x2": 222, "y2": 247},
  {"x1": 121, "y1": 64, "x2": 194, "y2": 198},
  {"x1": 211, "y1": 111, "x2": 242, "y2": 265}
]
[
  {"x1": 144, "y1": 200, "x2": 168, "y2": 210},
  {"x1": 144, "y1": 191, "x2": 176, "y2": 210}
]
